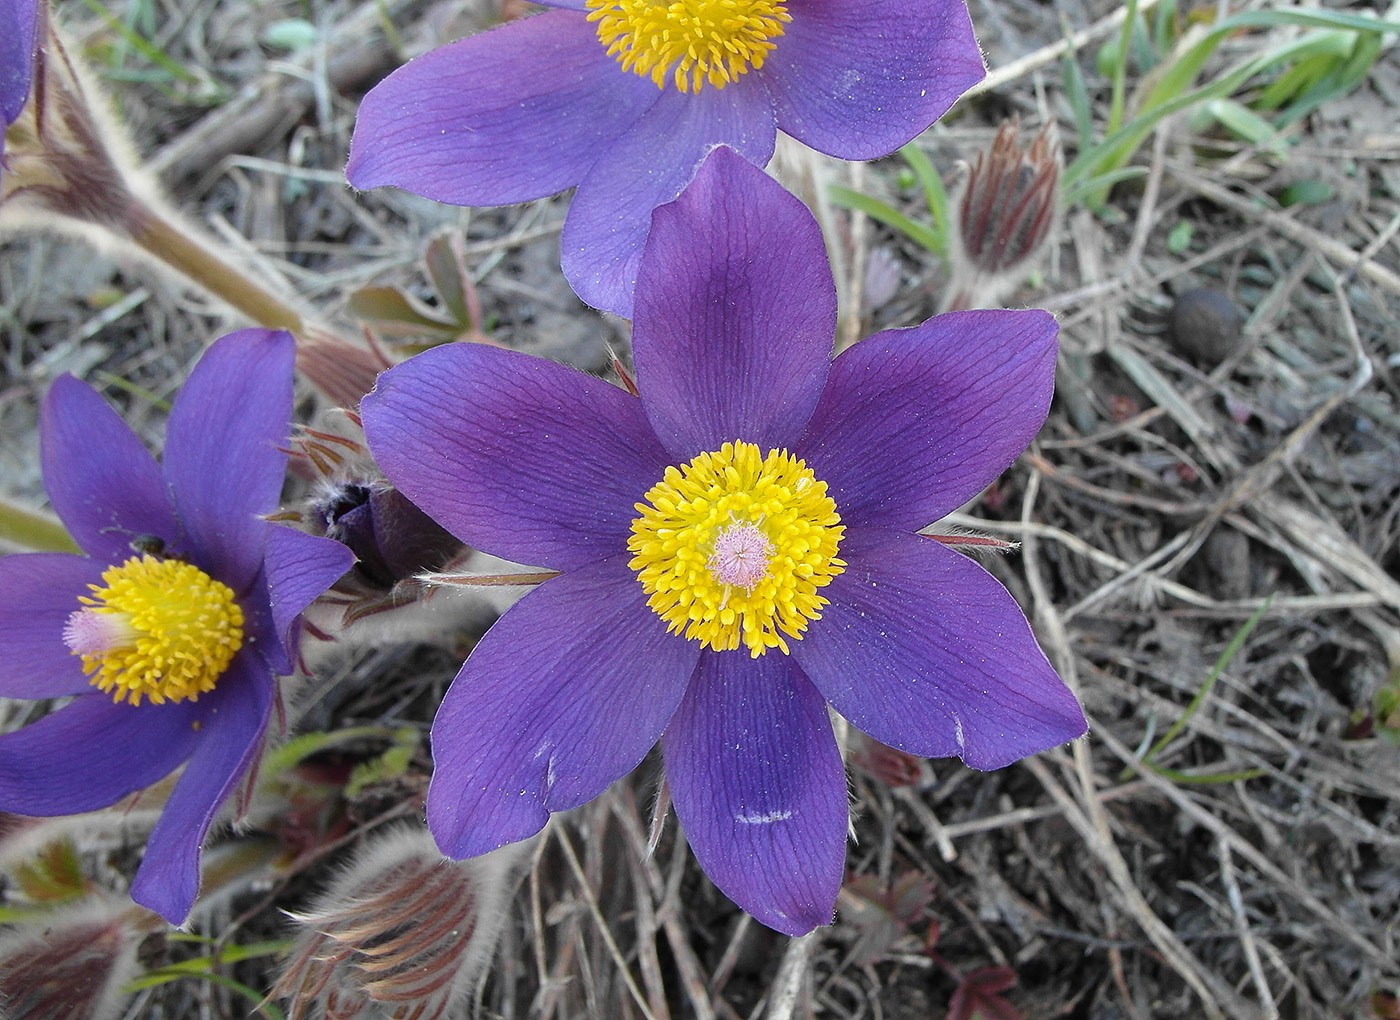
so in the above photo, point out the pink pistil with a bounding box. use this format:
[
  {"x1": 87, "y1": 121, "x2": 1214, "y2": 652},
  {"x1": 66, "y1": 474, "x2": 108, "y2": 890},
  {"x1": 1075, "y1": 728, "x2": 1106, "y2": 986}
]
[
  {"x1": 708, "y1": 520, "x2": 773, "y2": 594},
  {"x1": 62, "y1": 609, "x2": 129, "y2": 656}
]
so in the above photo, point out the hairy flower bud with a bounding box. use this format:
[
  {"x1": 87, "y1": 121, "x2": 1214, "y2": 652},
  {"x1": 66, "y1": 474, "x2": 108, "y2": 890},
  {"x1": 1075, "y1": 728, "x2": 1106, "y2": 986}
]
[
  {"x1": 273, "y1": 828, "x2": 526, "y2": 1020},
  {"x1": 0, "y1": 899, "x2": 144, "y2": 1020},
  {"x1": 944, "y1": 119, "x2": 1061, "y2": 311}
]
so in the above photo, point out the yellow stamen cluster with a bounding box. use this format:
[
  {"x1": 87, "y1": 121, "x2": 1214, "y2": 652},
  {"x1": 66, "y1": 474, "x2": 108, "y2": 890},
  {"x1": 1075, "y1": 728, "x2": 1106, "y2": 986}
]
[
  {"x1": 628, "y1": 441, "x2": 844, "y2": 657},
  {"x1": 66, "y1": 554, "x2": 245, "y2": 706},
  {"x1": 585, "y1": 0, "x2": 791, "y2": 93}
]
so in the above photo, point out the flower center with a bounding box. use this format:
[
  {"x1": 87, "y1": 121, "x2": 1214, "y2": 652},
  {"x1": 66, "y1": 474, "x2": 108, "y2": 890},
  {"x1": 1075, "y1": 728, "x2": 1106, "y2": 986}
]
[
  {"x1": 585, "y1": 0, "x2": 791, "y2": 93},
  {"x1": 628, "y1": 441, "x2": 844, "y2": 657},
  {"x1": 62, "y1": 554, "x2": 245, "y2": 706}
]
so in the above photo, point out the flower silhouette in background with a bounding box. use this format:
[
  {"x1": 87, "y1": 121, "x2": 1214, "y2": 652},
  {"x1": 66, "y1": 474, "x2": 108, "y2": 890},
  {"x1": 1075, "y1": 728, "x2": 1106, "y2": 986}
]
[
  {"x1": 362, "y1": 149, "x2": 1085, "y2": 935},
  {"x1": 0, "y1": 0, "x2": 42, "y2": 165},
  {"x1": 347, "y1": 0, "x2": 985, "y2": 317},
  {"x1": 0, "y1": 330, "x2": 353, "y2": 925}
]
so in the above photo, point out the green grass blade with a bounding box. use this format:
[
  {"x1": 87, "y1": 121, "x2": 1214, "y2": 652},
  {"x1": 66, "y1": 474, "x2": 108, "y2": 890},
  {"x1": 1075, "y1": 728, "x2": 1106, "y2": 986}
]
[
  {"x1": 1066, "y1": 29, "x2": 1361, "y2": 195},
  {"x1": 262, "y1": 724, "x2": 412, "y2": 777},
  {"x1": 1067, "y1": 8, "x2": 1400, "y2": 207},
  {"x1": 77, "y1": 0, "x2": 201, "y2": 83},
  {"x1": 1107, "y1": 0, "x2": 1140, "y2": 135},
  {"x1": 126, "y1": 968, "x2": 286, "y2": 1020},
  {"x1": 1060, "y1": 44, "x2": 1095, "y2": 154},
  {"x1": 1133, "y1": 595, "x2": 1275, "y2": 776},
  {"x1": 896, "y1": 142, "x2": 950, "y2": 257},
  {"x1": 1061, "y1": 167, "x2": 1149, "y2": 207},
  {"x1": 827, "y1": 185, "x2": 943, "y2": 256},
  {"x1": 1142, "y1": 764, "x2": 1269, "y2": 785}
]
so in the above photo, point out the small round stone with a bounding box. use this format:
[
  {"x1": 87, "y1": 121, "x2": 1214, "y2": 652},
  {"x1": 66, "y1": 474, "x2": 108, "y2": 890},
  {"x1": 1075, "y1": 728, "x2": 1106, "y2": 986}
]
[
  {"x1": 1201, "y1": 526, "x2": 1251, "y2": 601},
  {"x1": 1167, "y1": 288, "x2": 1244, "y2": 367}
]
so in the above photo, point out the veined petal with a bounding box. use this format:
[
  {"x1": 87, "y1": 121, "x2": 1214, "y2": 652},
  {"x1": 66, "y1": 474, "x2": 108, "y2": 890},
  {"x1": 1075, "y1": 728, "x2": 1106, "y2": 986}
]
[
  {"x1": 130, "y1": 655, "x2": 273, "y2": 925},
  {"x1": 362, "y1": 342, "x2": 670, "y2": 572},
  {"x1": 663, "y1": 652, "x2": 845, "y2": 936},
  {"x1": 633, "y1": 147, "x2": 832, "y2": 459},
  {"x1": 0, "y1": 694, "x2": 204, "y2": 815},
  {"x1": 427, "y1": 557, "x2": 699, "y2": 859},
  {"x1": 761, "y1": 0, "x2": 984, "y2": 160},
  {"x1": 561, "y1": 88, "x2": 776, "y2": 319},
  {"x1": 163, "y1": 330, "x2": 295, "y2": 594},
  {"x1": 0, "y1": 0, "x2": 40, "y2": 123},
  {"x1": 793, "y1": 529, "x2": 1085, "y2": 770},
  {"x1": 797, "y1": 310, "x2": 1057, "y2": 530},
  {"x1": 238, "y1": 564, "x2": 285, "y2": 676},
  {"x1": 0, "y1": 553, "x2": 108, "y2": 699},
  {"x1": 347, "y1": 10, "x2": 658, "y2": 205},
  {"x1": 261, "y1": 527, "x2": 354, "y2": 668},
  {"x1": 40, "y1": 375, "x2": 177, "y2": 564}
]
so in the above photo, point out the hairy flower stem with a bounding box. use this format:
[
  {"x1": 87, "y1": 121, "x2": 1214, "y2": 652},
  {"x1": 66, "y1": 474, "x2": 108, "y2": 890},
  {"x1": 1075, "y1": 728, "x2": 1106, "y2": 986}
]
[
  {"x1": 2, "y1": 25, "x2": 305, "y2": 334},
  {"x1": 124, "y1": 205, "x2": 305, "y2": 334}
]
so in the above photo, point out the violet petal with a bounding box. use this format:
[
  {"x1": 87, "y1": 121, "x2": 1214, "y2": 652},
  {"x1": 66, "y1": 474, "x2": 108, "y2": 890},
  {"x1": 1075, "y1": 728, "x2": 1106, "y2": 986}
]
[
  {"x1": 238, "y1": 564, "x2": 286, "y2": 675},
  {"x1": 560, "y1": 89, "x2": 776, "y2": 318},
  {"x1": 347, "y1": 10, "x2": 658, "y2": 204},
  {"x1": 362, "y1": 342, "x2": 670, "y2": 572},
  {"x1": 163, "y1": 330, "x2": 295, "y2": 594},
  {"x1": 761, "y1": 0, "x2": 984, "y2": 160},
  {"x1": 633, "y1": 147, "x2": 833, "y2": 459},
  {"x1": 427, "y1": 556, "x2": 699, "y2": 859},
  {"x1": 262, "y1": 526, "x2": 354, "y2": 667},
  {"x1": 0, "y1": 0, "x2": 39, "y2": 123},
  {"x1": 797, "y1": 309, "x2": 1057, "y2": 530},
  {"x1": 793, "y1": 529, "x2": 1086, "y2": 769},
  {"x1": 663, "y1": 652, "x2": 845, "y2": 935},
  {"x1": 40, "y1": 374, "x2": 178, "y2": 564},
  {"x1": 129, "y1": 655, "x2": 274, "y2": 924},
  {"x1": 0, "y1": 553, "x2": 107, "y2": 699},
  {"x1": 0, "y1": 694, "x2": 204, "y2": 815}
]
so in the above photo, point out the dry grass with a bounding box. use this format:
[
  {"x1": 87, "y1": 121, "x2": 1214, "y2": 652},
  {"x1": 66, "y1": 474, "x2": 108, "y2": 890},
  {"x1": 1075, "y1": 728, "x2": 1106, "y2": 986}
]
[{"x1": 2, "y1": 0, "x2": 1399, "y2": 1018}]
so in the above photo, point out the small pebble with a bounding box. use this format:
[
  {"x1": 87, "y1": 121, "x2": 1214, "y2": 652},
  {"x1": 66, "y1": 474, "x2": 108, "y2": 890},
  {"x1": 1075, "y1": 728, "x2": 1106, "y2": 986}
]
[
  {"x1": 1167, "y1": 288, "x2": 1243, "y2": 367},
  {"x1": 1202, "y1": 527, "x2": 1251, "y2": 601}
]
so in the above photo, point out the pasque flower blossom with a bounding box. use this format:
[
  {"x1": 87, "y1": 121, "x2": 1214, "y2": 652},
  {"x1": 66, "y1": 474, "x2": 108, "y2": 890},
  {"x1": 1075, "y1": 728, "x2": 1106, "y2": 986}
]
[
  {"x1": 1, "y1": 0, "x2": 42, "y2": 164},
  {"x1": 0, "y1": 330, "x2": 353, "y2": 925},
  {"x1": 361, "y1": 149, "x2": 1085, "y2": 935},
  {"x1": 347, "y1": 0, "x2": 985, "y2": 317}
]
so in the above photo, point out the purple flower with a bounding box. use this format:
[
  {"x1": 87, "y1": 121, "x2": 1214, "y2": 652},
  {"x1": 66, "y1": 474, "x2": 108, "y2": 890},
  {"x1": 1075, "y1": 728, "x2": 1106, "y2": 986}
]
[
  {"x1": 361, "y1": 149, "x2": 1085, "y2": 935},
  {"x1": 0, "y1": 0, "x2": 41, "y2": 165},
  {"x1": 347, "y1": 0, "x2": 984, "y2": 318},
  {"x1": 0, "y1": 330, "x2": 353, "y2": 925}
]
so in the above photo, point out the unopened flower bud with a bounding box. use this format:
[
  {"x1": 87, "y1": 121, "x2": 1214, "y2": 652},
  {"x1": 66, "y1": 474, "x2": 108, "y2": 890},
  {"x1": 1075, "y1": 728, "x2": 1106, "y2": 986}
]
[
  {"x1": 944, "y1": 120, "x2": 1061, "y2": 311},
  {"x1": 273, "y1": 827, "x2": 526, "y2": 1020},
  {"x1": 321, "y1": 482, "x2": 463, "y2": 593},
  {"x1": 0, "y1": 899, "x2": 144, "y2": 1020}
]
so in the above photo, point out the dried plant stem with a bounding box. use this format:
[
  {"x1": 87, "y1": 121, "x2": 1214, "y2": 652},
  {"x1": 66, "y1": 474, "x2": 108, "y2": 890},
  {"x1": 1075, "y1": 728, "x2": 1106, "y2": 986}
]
[
  {"x1": 1168, "y1": 163, "x2": 1400, "y2": 296},
  {"x1": 961, "y1": 0, "x2": 1164, "y2": 100},
  {"x1": 610, "y1": 792, "x2": 719, "y2": 1020},
  {"x1": 1218, "y1": 837, "x2": 1279, "y2": 1020},
  {"x1": 554, "y1": 822, "x2": 659, "y2": 1020},
  {"x1": 1093, "y1": 723, "x2": 1392, "y2": 971},
  {"x1": 126, "y1": 206, "x2": 305, "y2": 333},
  {"x1": 765, "y1": 931, "x2": 817, "y2": 1020},
  {"x1": 1019, "y1": 470, "x2": 1238, "y2": 1020}
]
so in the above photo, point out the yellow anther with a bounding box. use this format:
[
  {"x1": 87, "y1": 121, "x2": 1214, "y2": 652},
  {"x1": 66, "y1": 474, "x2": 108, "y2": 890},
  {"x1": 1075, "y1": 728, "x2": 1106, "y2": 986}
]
[
  {"x1": 585, "y1": 0, "x2": 790, "y2": 93},
  {"x1": 63, "y1": 554, "x2": 245, "y2": 706},
  {"x1": 628, "y1": 441, "x2": 843, "y2": 656}
]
